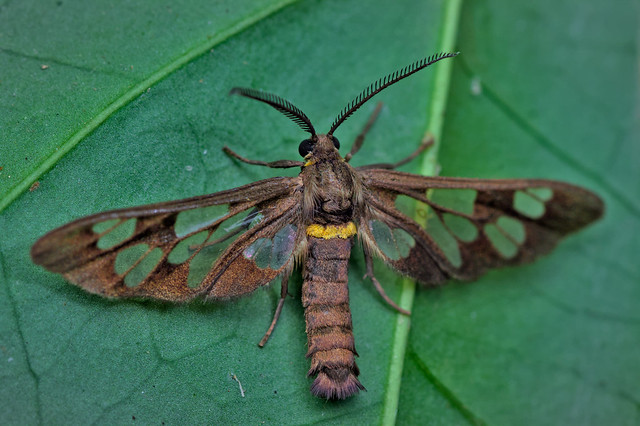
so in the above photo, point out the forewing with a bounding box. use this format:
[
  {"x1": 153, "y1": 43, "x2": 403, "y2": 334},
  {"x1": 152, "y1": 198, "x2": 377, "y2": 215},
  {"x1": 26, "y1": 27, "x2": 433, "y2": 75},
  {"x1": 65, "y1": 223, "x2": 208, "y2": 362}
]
[
  {"x1": 358, "y1": 169, "x2": 604, "y2": 285},
  {"x1": 31, "y1": 177, "x2": 304, "y2": 301}
]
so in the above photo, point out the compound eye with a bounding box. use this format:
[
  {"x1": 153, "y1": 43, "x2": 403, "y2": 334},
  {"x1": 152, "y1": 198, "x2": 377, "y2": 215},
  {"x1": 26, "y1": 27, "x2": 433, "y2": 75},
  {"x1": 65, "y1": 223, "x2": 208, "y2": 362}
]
[
  {"x1": 298, "y1": 139, "x2": 314, "y2": 157},
  {"x1": 331, "y1": 135, "x2": 340, "y2": 150}
]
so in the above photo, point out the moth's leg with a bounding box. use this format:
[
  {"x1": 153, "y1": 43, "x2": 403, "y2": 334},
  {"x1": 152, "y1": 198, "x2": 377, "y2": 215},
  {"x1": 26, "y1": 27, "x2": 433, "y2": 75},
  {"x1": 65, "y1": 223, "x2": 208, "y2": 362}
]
[
  {"x1": 344, "y1": 102, "x2": 383, "y2": 162},
  {"x1": 363, "y1": 252, "x2": 411, "y2": 315},
  {"x1": 223, "y1": 146, "x2": 304, "y2": 169},
  {"x1": 258, "y1": 274, "x2": 290, "y2": 347},
  {"x1": 358, "y1": 134, "x2": 434, "y2": 170}
]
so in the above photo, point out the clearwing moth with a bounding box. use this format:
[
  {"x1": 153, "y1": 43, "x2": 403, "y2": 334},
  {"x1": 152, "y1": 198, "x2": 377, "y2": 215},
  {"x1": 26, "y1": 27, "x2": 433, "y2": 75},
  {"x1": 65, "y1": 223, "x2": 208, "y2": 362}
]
[{"x1": 31, "y1": 52, "x2": 604, "y2": 400}]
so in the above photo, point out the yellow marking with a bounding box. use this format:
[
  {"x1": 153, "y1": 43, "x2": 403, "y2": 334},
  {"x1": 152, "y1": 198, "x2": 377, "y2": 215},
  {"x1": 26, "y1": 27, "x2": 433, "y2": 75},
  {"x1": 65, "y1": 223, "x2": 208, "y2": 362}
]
[
  {"x1": 303, "y1": 158, "x2": 316, "y2": 167},
  {"x1": 306, "y1": 222, "x2": 357, "y2": 239}
]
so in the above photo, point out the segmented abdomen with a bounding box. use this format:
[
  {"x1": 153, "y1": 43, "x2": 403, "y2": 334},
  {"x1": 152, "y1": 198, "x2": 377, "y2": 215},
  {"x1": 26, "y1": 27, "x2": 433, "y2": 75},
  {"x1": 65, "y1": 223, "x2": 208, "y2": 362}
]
[{"x1": 302, "y1": 235, "x2": 365, "y2": 399}]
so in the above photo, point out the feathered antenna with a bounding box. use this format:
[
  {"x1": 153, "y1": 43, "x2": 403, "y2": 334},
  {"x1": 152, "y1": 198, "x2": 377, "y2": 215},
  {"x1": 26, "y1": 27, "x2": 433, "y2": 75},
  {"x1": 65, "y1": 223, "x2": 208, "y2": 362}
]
[
  {"x1": 328, "y1": 52, "x2": 459, "y2": 135},
  {"x1": 230, "y1": 87, "x2": 316, "y2": 135}
]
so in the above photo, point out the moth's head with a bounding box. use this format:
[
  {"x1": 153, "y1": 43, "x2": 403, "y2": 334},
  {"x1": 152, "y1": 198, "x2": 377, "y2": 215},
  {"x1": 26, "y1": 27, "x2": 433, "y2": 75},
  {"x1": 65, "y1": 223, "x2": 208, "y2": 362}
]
[
  {"x1": 298, "y1": 134, "x2": 340, "y2": 158},
  {"x1": 229, "y1": 52, "x2": 459, "y2": 159}
]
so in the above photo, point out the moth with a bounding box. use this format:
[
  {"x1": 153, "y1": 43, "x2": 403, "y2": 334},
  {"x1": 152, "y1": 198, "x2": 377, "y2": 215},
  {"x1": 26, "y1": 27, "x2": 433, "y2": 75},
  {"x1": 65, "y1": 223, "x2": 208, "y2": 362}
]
[{"x1": 31, "y1": 52, "x2": 604, "y2": 400}]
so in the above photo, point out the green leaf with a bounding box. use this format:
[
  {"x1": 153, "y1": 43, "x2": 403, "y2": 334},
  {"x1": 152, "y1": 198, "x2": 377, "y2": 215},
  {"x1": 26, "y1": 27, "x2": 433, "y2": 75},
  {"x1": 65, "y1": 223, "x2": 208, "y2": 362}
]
[
  {"x1": 398, "y1": 1, "x2": 640, "y2": 425},
  {"x1": 4, "y1": 0, "x2": 637, "y2": 424},
  {"x1": 1, "y1": 0, "x2": 452, "y2": 423}
]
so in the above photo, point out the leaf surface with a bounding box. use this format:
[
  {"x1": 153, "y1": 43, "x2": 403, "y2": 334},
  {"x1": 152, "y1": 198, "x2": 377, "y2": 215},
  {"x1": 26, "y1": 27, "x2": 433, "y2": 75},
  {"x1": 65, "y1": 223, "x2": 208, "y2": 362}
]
[{"x1": 4, "y1": 0, "x2": 637, "y2": 424}]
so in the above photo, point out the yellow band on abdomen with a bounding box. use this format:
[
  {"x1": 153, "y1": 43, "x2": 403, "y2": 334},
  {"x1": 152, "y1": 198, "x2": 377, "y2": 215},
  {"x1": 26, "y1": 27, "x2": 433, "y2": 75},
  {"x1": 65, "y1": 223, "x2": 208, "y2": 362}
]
[{"x1": 306, "y1": 222, "x2": 357, "y2": 239}]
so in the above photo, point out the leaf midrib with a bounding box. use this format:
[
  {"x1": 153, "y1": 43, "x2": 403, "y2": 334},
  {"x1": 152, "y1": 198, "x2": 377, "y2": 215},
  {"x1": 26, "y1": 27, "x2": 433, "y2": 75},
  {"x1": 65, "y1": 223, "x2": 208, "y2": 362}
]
[{"x1": 382, "y1": 0, "x2": 463, "y2": 424}]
